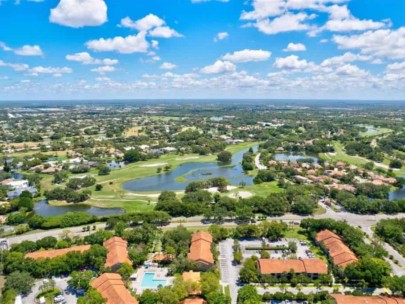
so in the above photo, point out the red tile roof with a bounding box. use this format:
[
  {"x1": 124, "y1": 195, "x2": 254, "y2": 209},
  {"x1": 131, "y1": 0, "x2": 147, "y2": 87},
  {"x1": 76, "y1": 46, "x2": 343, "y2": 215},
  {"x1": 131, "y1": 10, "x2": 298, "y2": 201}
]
[
  {"x1": 188, "y1": 232, "x2": 214, "y2": 265},
  {"x1": 316, "y1": 230, "x2": 358, "y2": 268},
  {"x1": 182, "y1": 298, "x2": 206, "y2": 304},
  {"x1": 332, "y1": 294, "x2": 405, "y2": 304},
  {"x1": 103, "y1": 237, "x2": 132, "y2": 268},
  {"x1": 25, "y1": 245, "x2": 91, "y2": 260},
  {"x1": 91, "y1": 273, "x2": 138, "y2": 304},
  {"x1": 257, "y1": 258, "x2": 328, "y2": 275},
  {"x1": 183, "y1": 271, "x2": 202, "y2": 295}
]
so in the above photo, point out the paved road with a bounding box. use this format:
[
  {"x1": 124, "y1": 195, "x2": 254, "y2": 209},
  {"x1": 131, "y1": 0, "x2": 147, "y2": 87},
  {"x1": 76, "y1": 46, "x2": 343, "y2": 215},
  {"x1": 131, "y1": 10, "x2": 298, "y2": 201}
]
[
  {"x1": 8, "y1": 223, "x2": 107, "y2": 245},
  {"x1": 255, "y1": 153, "x2": 267, "y2": 170}
]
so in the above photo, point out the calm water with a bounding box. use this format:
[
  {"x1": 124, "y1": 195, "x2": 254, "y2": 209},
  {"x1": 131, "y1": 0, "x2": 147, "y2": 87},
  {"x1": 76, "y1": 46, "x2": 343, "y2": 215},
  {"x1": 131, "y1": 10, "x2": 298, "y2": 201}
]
[
  {"x1": 274, "y1": 153, "x2": 319, "y2": 163},
  {"x1": 141, "y1": 273, "x2": 167, "y2": 289},
  {"x1": 390, "y1": 176, "x2": 405, "y2": 200},
  {"x1": 122, "y1": 147, "x2": 256, "y2": 192},
  {"x1": 34, "y1": 200, "x2": 124, "y2": 217}
]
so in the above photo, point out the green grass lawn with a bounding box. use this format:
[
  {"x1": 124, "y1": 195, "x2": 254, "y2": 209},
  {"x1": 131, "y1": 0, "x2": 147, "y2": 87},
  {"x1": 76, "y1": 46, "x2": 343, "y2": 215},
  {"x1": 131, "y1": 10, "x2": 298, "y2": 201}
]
[
  {"x1": 242, "y1": 181, "x2": 284, "y2": 197},
  {"x1": 359, "y1": 127, "x2": 392, "y2": 137},
  {"x1": 320, "y1": 141, "x2": 369, "y2": 166},
  {"x1": 320, "y1": 141, "x2": 405, "y2": 175},
  {"x1": 284, "y1": 227, "x2": 307, "y2": 241}
]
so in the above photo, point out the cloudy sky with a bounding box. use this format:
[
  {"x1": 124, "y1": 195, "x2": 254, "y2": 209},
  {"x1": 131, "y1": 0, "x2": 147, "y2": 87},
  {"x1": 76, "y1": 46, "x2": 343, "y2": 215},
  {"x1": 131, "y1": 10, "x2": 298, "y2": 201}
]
[{"x1": 0, "y1": 0, "x2": 405, "y2": 100}]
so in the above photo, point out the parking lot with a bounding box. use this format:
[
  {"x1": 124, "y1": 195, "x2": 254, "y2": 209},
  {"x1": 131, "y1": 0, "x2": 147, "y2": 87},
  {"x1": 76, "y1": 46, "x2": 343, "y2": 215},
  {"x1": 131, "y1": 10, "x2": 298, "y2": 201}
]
[
  {"x1": 22, "y1": 276, "x2": 78, "y2": 304},
  {"x1": 239, "y1": 238, "x2": 315, "y2": 260}
]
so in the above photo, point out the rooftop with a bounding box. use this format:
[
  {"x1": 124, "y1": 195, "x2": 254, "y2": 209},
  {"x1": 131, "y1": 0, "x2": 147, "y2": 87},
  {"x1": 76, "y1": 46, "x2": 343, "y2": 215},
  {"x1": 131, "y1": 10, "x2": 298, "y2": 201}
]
[
  {"x1": 257, "y1": 258, "x2": 328, "y2": 275},
  {"x1": 25, "y1": 245, "x2": 91, "y2": 260},
  {"x1": 332, "y1": 294, "x2": 405, "y2": 304},
  {"x1": 188, "y1": 232, "x2": 214, "y2": 265},
  {"x1": 104, "y1": 237, "x2": 132, "y2": 268},
  {"x1": 316, "y1": 230, "x2": 358, "y2": 267},
  {"x1": 91, "y1": 273, "x2": 138, "y2": 304}
]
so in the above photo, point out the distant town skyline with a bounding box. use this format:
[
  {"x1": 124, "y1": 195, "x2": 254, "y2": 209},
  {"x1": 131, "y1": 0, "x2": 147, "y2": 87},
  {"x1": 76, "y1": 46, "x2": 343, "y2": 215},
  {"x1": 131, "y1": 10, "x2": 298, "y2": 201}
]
[{"x1": 1, "y1": 0, "x2": 405, "y2": 100}]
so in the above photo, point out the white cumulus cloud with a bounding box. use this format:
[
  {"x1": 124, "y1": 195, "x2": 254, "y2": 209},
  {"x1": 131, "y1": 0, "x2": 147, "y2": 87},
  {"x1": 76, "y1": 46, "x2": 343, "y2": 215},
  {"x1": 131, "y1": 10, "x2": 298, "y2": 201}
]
[
  {"x1": 333, "y1": 28, "x2": 405, "y2": 59},
  {"x1": 283, "y1": 43, "x2": 306, "y2": 52},
  {"x1": 160, "y1": 62, "x2": 177, "y2": 70},
  {"x1": 214, "y1": 32, "x2": 229, "y2": 42},
  {"x1": 273, "y1": 55, "x2": 315, "y2": 70},
  {"x1": 86, "y1": 32, "x2": 149, "y2": 54},
  {"x1": 222, "y1": 49, "x2": 271, "y2": 62},
  {"x1": 66, "y1": 52, "x2": 118, "y2": 65},
  {"x1": 14, "y1": 45, "x2": 43, "y2": 56},
  {"x1": 200, "y1": 60, "x2": 236, "y2": 74},
  {"x1": 119, "y1": 14, "x2": 182, "y2": 38},
  {"x1": 50, "y1": 0, "x2": 107, "y2": 28}
]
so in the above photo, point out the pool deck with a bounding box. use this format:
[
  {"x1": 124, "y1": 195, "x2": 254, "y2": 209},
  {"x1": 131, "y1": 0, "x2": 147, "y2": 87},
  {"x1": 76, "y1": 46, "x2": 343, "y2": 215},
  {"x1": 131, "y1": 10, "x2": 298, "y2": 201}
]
[{"x1": 131, "y1": 265, "x2": 174, "y2": 295}]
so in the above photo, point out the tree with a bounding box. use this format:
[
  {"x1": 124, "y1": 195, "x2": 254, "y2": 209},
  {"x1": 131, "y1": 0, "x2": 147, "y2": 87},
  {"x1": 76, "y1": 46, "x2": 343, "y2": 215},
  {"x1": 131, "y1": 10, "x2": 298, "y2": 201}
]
[
  {"x1": 239, "y1": 257, "x2": 259, "y2": 283},
  {"x1": 390, "y1": 159, "x2": 403, "y2": 169},
  {"x1": 98, "y1": 165, "x2": 111, "y2": 176},
  {"x1": 206, "y1": 291, "x2": 231, "y2": 304},
  {"x1": 139, "y1": 289, "x2": 159, "y2": 304},
  {"x1": 345, "y1": 257, "x2": 391, "y2": 287},
  {"x1": 77, "y1": 288, "x2": 105, "y2": 304},
  {"x1": 201, "y1": 272, "x2": 221, "y2": 295},
  {"x1": 291, "y1": 196, "x2": 316, "y2": 215},
  {"x1": 17, "y1": 197, "x2": 34, "y2": 211},
  {"x1": 69, "y1": 270, "x2": 96, "y2": 290},
  {"x1": 4, "y1": 271, "x2": 34, "y2": 294},
  {"x1": 217, "y1": 151, "x2": 232, "y2": 163},
  {"x1": 237, "y1": 285, "x2": 261, "y2": 304},
  {"x1": 384, "y1": 276, "x2": 405, "y2": 296},
  {"x1": 95, "y1": 184, "x2": 103, "y2": 191},
  {"x1": 118, "y1": 263, "x2": 134, "y2": 282},
  {"x1": 208, "y1": 225, "x2": 229, "y2": 241},
  {"x1": 124, "y1": 149, "x2": 143, "y2": 163}
]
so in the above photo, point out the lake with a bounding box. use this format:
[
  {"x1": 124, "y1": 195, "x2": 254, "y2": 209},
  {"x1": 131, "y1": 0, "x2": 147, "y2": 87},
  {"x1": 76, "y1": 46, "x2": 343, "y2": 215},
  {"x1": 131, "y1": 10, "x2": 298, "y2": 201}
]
[
  {"x1": 122, "y1": 146, "x2": 256, "y2": 192},
  {"x1": 34, "y1": 200, "x2": 124, "y2": 217},
  {"x1": 274, "y1": 153, "x2": 319, "y2": 163},
  {"x1": 390, "y1": 176, "x2": 405, "y2": 200}
]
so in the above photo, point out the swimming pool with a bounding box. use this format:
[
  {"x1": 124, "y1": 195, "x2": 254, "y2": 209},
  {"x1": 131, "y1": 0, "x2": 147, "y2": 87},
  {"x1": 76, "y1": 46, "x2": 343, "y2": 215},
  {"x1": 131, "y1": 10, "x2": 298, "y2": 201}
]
[{"x1": 141, "y1": 273, "x2": 167, "y2": 289}]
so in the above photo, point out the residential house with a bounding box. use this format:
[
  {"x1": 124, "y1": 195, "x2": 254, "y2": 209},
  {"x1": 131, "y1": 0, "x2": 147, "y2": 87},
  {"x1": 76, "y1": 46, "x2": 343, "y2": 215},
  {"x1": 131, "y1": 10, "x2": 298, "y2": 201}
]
[
  {"x1": 104, "y1": 237, "x2": 132, "y2": 269},
  {"x1": 316, "y1": 230, "x2": 358, "y2": 268},
  {"x1": 188, "y1": 231, "x2": 214, "y2": 268},
  {"x1": 91, "y1": 273, "x2": 138, "y2": 304},
  {"x1": 331, "y1": 294, "x2": 405, "y2": 304},
  {"x1": 257, "y1": 259, "x2": 328, "y2": 279}
]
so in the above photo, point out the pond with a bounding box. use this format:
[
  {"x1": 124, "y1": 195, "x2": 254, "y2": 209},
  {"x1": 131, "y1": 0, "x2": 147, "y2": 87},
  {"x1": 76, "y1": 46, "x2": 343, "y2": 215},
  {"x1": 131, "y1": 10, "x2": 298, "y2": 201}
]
[
  {"x1": 122, "y1": 146, "x2": 256, "y2": 192},
  {"x1": 389, "y1": 176, "x2": 405, "y2": 200},
  {"x1": 358, "y1": 124, "x2": 379, "y2": 136},
  {"x1": 11, "y1": 173, "x2": 24, "y2": 179},
  {"x1": 34, "y1": 200, "x2": 124, "y2": 217},
  {"x1": 274, "y1": 153, "x2": 319, "y2": 164}
]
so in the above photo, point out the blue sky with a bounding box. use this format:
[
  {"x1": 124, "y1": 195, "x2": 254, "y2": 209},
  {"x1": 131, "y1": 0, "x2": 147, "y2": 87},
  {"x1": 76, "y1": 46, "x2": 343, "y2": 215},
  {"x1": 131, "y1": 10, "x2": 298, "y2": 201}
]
[{"x1": 0, "y1": 0, "x2": 405, "y2": 100}]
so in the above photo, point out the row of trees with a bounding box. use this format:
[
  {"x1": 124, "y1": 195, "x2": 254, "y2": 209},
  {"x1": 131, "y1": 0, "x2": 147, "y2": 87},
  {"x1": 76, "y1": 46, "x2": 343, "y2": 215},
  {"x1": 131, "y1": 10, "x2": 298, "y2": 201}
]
[
  {"x1": 332, "y1": 189, "x2": 405, "y2": 215},
  {"x1": 44, "y1": 187, "x2": 91, "y2": 203},
  {"x1": 375, "y1": 218, "x2": 405, "y2": 257},
  {"x1": 156, "y1": 184, "x2": 321, "y2": 220}
]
